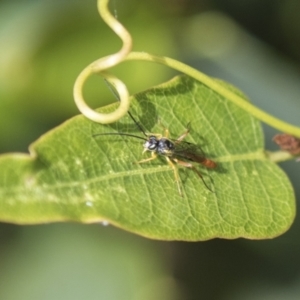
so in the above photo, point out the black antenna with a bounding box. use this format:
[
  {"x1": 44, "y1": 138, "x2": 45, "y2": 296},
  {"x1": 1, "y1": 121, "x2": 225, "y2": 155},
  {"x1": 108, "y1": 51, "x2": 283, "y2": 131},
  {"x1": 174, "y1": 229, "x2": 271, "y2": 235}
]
[
  {"x1": 104, "y1": 79, "x2": 147, "y2": 136},
  {"x1": 93, "y1": 132, "x2": 147, "y2": 141}
]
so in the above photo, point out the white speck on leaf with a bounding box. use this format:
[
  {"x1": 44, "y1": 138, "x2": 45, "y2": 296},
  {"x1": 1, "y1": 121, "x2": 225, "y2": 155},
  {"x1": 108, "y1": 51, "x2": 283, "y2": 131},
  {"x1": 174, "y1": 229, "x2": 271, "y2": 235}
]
[
  {"x1": 101, "y1": 220, "x2": 109, "y2": 226},
  {"x1": 85, "y1": 201, "x2": 93, "y2": 207}
]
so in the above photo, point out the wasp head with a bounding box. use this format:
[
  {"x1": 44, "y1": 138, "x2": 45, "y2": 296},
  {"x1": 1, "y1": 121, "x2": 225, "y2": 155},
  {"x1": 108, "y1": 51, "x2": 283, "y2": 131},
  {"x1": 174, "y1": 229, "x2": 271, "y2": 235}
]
[{"x1": 143, "y1": 136, "x2": 158, "y2": 152}]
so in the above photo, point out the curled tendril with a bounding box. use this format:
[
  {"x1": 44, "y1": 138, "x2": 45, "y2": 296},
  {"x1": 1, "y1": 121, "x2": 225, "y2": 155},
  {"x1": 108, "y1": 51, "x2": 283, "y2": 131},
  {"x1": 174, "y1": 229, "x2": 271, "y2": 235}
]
[
  {"x1": 73, "y1": 0, "x2": 132, "y2": 124},
  {"x1": 74, "y1": 0, "x2": 300, "y2": 138}
]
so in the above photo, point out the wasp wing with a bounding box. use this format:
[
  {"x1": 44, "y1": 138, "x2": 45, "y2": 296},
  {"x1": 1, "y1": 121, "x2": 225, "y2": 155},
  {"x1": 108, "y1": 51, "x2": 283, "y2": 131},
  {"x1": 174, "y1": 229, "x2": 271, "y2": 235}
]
[
  {"x1": 171, "y1": 140, "x2": 217, "y2": 168},
  {"x1": 171, "y1": 140, "x2": 206, "y2": 163}
]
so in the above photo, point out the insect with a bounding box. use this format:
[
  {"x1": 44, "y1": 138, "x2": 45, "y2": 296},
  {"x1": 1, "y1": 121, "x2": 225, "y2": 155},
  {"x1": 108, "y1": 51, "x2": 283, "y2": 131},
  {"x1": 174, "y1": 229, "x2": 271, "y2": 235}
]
[{"x1": 93, "y1": 110, "x2": 217, "y2": 196}]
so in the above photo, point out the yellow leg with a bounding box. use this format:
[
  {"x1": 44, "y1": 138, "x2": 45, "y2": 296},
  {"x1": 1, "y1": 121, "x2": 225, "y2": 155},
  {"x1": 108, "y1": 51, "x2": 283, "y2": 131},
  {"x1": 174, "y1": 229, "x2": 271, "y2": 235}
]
[
  {"x1": 176, "y1": 123, "x2": 191, "y2": 143},
  {"x1": 173, "y1": 158, "x2": 213, "y2": 192},
  {"x1": 157, "y1": 119, "x2": 170, "y2": 138},
  {"x1": 165, "y1": 157, "x2": 183, "y2": 197},
  {"x1": 135, "y1": 152, "x2": 157, "y2": 164},
  {"x1": 145, "y1": 133, "x2": 162, "y2": 139}
]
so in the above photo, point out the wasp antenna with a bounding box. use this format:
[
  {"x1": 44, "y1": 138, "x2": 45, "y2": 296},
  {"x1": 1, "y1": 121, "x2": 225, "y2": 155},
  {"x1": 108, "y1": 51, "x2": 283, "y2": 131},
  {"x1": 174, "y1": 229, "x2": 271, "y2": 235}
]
[
  {"x1": 127, "y1": 111, "x2": 148, "y2": 137},
  {"x1": 93, "y1": 132, "x2": 148, "y2": 141},
  {"x1": 104, "y1": 79, "x2": 148, "y2": 137}
]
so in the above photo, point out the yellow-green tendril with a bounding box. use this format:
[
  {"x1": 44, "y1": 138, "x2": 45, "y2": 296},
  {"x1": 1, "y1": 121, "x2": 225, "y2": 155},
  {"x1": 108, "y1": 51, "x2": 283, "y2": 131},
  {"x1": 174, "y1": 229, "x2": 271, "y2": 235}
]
[
  {"x1": 74, "y1": 70, "x2": 129, "y2": 124},
  {"x1": 73, "y1": 0, "x2": 132, "y2": 124},
  {"x1": 122, "y1": 52, "x2": 300, "y2": 138},
  {"x1": 74, "y1": 0, "x2": 300, "y2": 139}
]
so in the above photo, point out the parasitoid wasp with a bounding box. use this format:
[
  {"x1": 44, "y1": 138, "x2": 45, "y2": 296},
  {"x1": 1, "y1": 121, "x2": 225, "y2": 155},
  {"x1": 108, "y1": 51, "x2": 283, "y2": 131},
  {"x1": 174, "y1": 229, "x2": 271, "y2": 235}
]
[{"x1": 93, "y1": 109, "x2": 217, "y2": 196}]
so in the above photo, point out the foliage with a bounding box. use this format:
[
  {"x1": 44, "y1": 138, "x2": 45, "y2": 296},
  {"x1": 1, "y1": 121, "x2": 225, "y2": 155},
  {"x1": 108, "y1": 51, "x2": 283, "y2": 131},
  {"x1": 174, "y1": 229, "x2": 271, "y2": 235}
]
[{"x1": 0, "y1": 75, "x2": 295, "y2": 240}]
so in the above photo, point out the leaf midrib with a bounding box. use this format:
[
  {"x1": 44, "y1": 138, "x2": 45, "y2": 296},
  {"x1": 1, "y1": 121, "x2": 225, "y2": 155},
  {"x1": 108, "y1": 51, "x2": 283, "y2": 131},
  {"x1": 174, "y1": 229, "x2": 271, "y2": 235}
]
[{"x1": 4, "y1": 150, "x2": 267, "y2": 194}]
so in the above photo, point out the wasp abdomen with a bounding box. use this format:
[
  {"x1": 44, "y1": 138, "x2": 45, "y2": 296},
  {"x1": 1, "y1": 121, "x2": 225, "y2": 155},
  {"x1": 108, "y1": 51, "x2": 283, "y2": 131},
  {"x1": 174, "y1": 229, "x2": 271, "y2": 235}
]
[{"x1": 203, "y1": 159, "x2": 217, "y2": 168}]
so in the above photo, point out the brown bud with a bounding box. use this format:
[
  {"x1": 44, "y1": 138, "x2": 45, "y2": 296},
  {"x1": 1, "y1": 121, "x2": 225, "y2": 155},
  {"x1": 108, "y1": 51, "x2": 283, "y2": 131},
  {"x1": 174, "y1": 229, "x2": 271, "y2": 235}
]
[{"x1": 273, "y1": 134, "x2": 300, "y2": 155}]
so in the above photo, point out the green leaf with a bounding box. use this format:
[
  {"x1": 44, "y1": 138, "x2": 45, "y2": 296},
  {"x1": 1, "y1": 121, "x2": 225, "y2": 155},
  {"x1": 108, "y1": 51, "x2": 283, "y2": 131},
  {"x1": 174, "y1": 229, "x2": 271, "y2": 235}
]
[{"x1": 0, "y1": 75, "x2": 295, "y2": 240}]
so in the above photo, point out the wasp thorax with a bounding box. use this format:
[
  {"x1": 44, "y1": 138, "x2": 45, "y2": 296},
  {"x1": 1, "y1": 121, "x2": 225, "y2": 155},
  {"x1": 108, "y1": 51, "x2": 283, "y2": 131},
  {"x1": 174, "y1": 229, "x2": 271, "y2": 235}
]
[{"x1": 157, "y1": 138, "x2": 175, "y2": 156}]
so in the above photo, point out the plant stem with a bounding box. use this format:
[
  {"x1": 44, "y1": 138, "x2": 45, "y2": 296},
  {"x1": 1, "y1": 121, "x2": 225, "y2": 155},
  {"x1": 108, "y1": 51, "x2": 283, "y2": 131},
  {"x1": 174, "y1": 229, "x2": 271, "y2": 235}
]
[
  {"x1": 266, "y1": 150, "x2": 297, "y2": 163},
  {"x1": 125, "y1": 52, "x2": 300, "y2": 138},
  {"x1": 74, "y1": 0, "x2": 300, "y2": 140}
]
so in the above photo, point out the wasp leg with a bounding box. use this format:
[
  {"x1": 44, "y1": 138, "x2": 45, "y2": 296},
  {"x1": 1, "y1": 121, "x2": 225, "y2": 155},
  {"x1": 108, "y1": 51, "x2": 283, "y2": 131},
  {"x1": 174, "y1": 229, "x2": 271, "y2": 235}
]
[
  {"x1": 135, "y1": 152, "x2": 157, "y2": 164},
  {"x1": 165, "y1": 157, "x2": 183, "y2": 197},
  {"x1": 175, "y1": 122, "x2": 191, "y2": 143},
  {"x1": 156, "y1": 119, "x2": 170, "y2": 138},
  {"x1": 146, "y1": 133, "x2": 162, "y2": 139},
  {"x1": 173, "y1": 158, "x2": 214, "y2": 192}
]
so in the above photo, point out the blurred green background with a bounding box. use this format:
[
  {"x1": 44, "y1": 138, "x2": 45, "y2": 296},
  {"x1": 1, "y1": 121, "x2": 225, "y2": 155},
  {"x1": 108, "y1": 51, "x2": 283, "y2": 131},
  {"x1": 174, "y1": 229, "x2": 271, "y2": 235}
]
[{"x1": 1, "y1": 0, "x2": 300, "y2": 299}]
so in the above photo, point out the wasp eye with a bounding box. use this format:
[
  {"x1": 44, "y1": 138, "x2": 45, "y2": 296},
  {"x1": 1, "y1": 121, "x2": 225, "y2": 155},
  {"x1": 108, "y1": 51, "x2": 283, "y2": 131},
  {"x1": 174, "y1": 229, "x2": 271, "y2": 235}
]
[
  {"x1": 149, "y1": 143, "x2": 157, "y2": 150},
  {"x1": 144, "y1": 136, "x2": 158, "y2": 151}
]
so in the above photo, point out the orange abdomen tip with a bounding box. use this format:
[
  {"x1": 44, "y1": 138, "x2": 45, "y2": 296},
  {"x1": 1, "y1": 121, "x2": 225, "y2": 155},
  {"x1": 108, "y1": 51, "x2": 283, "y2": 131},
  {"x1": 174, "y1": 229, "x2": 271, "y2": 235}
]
[{"x1": 204, "y1": 159, "x2": 217, "y2": 169}]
